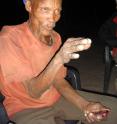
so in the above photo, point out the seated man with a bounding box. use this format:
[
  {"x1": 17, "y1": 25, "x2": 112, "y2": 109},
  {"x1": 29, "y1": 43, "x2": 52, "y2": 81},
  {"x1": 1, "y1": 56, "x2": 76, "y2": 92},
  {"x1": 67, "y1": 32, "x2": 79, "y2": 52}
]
[{"x1": 0, "y1": 0, "x2": 117, "y2": 124}]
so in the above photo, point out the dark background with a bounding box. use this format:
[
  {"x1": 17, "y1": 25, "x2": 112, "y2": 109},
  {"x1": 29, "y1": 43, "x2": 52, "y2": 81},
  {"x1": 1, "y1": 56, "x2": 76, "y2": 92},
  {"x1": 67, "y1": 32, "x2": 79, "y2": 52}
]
[{"x1": 0, "y1": 0, "x2": 116, "y2": 42}]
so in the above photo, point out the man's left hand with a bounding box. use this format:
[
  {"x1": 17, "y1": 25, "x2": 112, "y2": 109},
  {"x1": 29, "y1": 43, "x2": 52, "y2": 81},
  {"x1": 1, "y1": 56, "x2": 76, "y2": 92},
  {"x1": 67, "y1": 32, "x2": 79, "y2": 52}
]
[{"x1": 83, "y1": 102, "x2": 110, "y2": 123}]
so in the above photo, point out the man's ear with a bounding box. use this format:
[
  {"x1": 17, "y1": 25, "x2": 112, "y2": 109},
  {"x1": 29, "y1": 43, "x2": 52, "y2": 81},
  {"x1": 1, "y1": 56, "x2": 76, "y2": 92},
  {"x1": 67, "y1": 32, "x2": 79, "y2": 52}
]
[{"x1": 25, "y1": 0, "x2": 32, "y2": 12}]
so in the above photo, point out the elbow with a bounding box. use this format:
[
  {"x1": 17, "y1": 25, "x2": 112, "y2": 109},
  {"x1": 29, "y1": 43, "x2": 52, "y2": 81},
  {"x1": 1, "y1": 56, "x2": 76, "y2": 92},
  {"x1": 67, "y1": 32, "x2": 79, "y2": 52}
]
[{"x1": 24, "y1": 81, "x2": 44, "y2": 99}]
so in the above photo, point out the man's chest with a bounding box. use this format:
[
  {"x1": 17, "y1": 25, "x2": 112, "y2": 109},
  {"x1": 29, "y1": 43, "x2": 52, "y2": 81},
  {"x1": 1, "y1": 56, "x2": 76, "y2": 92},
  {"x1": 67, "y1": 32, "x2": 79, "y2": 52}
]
[{"x1": 1, "y1": 45, "x2": 55, "y2": 83}]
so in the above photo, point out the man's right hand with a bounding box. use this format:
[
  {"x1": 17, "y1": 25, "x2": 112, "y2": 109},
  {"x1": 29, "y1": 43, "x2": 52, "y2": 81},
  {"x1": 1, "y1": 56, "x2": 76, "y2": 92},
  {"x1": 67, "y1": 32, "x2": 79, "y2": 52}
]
[{"x1": 57, "y1": 37, "x2": 92, "y2": 63}]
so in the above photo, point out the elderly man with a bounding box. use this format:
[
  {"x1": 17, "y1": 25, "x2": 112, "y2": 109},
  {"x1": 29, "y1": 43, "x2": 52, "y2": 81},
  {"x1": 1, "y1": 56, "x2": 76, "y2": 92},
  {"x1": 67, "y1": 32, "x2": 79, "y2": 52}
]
[{"x1": 0, "y1": 0, "x2": 117, "y2": 124}]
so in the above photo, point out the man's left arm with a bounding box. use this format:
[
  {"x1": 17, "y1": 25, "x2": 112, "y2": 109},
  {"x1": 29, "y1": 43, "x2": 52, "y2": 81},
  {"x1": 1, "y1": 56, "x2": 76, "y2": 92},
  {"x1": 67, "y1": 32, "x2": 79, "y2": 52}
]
[
  {"x1": 53, "y1": 77, "x2": 110, "y2": 123},
  {"x1": 54, "y1": 77, "x2": 89, "y2": 111}
]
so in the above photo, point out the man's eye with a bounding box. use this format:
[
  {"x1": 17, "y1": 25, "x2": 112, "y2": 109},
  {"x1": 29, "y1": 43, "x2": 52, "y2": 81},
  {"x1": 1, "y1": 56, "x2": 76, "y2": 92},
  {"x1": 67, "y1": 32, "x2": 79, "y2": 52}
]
[{"x1": 41, "y1": 7, "x2": 49, "y2": 12}]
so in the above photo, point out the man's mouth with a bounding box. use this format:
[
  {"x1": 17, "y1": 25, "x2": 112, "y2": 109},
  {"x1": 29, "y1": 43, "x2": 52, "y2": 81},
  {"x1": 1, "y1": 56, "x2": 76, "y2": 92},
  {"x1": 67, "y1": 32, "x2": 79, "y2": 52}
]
[{"x1": 47, "y1": 23, "x2": 55, "y2": 30}]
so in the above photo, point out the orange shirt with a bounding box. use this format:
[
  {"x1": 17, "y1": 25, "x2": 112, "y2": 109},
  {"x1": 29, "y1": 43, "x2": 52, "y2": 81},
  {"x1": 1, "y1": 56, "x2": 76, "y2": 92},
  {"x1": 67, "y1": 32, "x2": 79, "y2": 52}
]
[{"x1": 0, "y1": 22, "x2": 66, "y2": 117}]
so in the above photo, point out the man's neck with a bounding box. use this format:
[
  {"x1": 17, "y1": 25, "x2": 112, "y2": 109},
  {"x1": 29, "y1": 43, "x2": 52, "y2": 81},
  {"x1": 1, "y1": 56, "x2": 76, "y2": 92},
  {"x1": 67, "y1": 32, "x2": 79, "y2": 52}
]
[{"x1": 27, "y1": 21, "x2": 54, "y2": 46}]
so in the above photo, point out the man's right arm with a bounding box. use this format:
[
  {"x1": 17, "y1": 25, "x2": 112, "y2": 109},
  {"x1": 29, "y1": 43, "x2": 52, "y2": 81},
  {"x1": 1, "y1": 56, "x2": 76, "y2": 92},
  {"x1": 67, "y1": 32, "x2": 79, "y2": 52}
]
[
  {"x1": 23, "y1": 38, "x2": 91, "y2": 98},
  {"x1": 23, "y1": 54, "x2": 64, "y2": 98}
]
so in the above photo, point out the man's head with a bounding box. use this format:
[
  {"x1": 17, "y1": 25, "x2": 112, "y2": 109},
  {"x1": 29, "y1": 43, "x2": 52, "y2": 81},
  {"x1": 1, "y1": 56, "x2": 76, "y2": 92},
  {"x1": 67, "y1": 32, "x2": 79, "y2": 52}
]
[{"x1": 24, "y1": 0, "x2": 62, "y2": 36}]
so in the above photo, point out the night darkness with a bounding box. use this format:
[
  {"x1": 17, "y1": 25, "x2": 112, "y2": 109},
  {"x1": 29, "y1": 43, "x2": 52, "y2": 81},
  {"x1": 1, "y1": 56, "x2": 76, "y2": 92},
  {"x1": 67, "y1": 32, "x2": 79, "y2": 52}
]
[{"x1": 0, "y1": 0, "x2": 116, "y2": 41}]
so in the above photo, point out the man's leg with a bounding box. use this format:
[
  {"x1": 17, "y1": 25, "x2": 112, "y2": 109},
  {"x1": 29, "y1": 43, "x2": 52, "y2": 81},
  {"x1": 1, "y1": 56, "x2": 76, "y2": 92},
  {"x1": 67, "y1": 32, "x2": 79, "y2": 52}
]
[
  {"x1": 53, "y1": 90, "x2": 117, "y2": 124},
  {"x1": 53, "y1": 94, "x2": 85, "y2": 122},
  {"x1": 11, "y1": 107, "x2": 57, "y2": 124}
]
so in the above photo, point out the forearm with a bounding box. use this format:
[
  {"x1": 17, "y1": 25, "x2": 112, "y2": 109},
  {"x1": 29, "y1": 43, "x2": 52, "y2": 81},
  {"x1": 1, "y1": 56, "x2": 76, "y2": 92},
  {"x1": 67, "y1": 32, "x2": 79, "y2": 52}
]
[
  {"x1": 23, "y1": 54, "x2": 63, "y2": 98},
  {"x1": 54, "y1": 78, "x2": 89, "y2": 111}
]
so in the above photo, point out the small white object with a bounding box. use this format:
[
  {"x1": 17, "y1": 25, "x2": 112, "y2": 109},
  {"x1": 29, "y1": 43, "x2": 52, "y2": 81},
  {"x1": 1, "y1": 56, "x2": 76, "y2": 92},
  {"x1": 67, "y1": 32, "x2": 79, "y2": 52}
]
[
  {"x1": 82, "y1": 38, "x2": 92, "y2": 44},
  {"x1": 97, "y1": 115, "x2": 102, "y2": 120},
  {"x1": 84, "y1": 111, "x2": 89, "y2": 117},
  {"x1": 84, "y1": 113, "x2": 87, "y2": 117},
  {"x1": 89, "y1": 112, "x2": 93, "y2": 116},
  {"x1": 72, "y1": 53, "x2": 79, "y2": 59},
  {"x1": 87, "y1": 38, "x2": 92, "y2": 44}
]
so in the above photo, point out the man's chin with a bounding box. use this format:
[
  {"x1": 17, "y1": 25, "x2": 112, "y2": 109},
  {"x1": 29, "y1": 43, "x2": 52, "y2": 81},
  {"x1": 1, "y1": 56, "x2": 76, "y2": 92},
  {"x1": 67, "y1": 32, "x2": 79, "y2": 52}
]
[{"x1": 43, "y1": 30, "x2": 53, "y2": 36}]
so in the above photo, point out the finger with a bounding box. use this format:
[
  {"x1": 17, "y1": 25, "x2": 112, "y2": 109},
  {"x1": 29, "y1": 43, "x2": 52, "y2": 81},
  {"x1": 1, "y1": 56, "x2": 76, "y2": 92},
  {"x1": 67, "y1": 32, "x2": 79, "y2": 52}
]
[
  {"x1": 83, "y1": 44, "x2": 91, "y2": 50},
  {"x1": 67, "y1": 38, "x2": 91, "y2": 46},
  {"x1": 69, "y1": 53, "x2": 80, "y2": 59},
  {"x1": 72, "y1": 44, "x2": 90, "y2": 52},
  {"x1": 84, "y1": 111, "x2": 94, "y2": 123},
  {"x1": 66, "y1": 37, "x2": 84, "y2": 43},
  {"x1": 94, "y1": 110, "x2": 110, "y2": 120},
  {"x1": 84, "y1": 113, "x2": 92, "y2": 123},
  {"x1": 93, "y1": 113, "x2": 106, "y2": 122},
  {"x1": 65, "y1": 44, "x2": 88, "y2": 54},
  {"x1": 96, "y1": 115, "x2": 104, "y2": 121},
  {"x1": 101, "y1": 108, "x2": 111, "y2": 112},
  {"x1": 92, "y1": 108, "x2": 110, "y2": 116},
  {"x1": 85, "y1": 114, "x2": 95, "y2": 123},
  {"x1": 82, "y1": 38, "x2": 92, "y2": 44},
  {"x1": 65, "y1": 38, "x2": 87, "y2": 47},
  {"x1": 66, "y1": 38, "x2": 91, "y2": 51},
  {"x1": 85, "y1": 115, "x2": 92, "y2": 123},
  {"x1": 70, "y1": 45, "x2": 85, "y2": 52},
  {"x1": 88, "y1": 112, "x2": 96, "y2": 123}
]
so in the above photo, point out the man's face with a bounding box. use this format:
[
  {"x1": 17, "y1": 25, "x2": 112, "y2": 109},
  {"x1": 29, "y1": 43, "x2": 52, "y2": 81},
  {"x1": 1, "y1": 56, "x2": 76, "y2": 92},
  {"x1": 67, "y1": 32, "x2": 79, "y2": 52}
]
[{"x1": 28, "y1": 0, "x2": 62, "y2": 36}]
